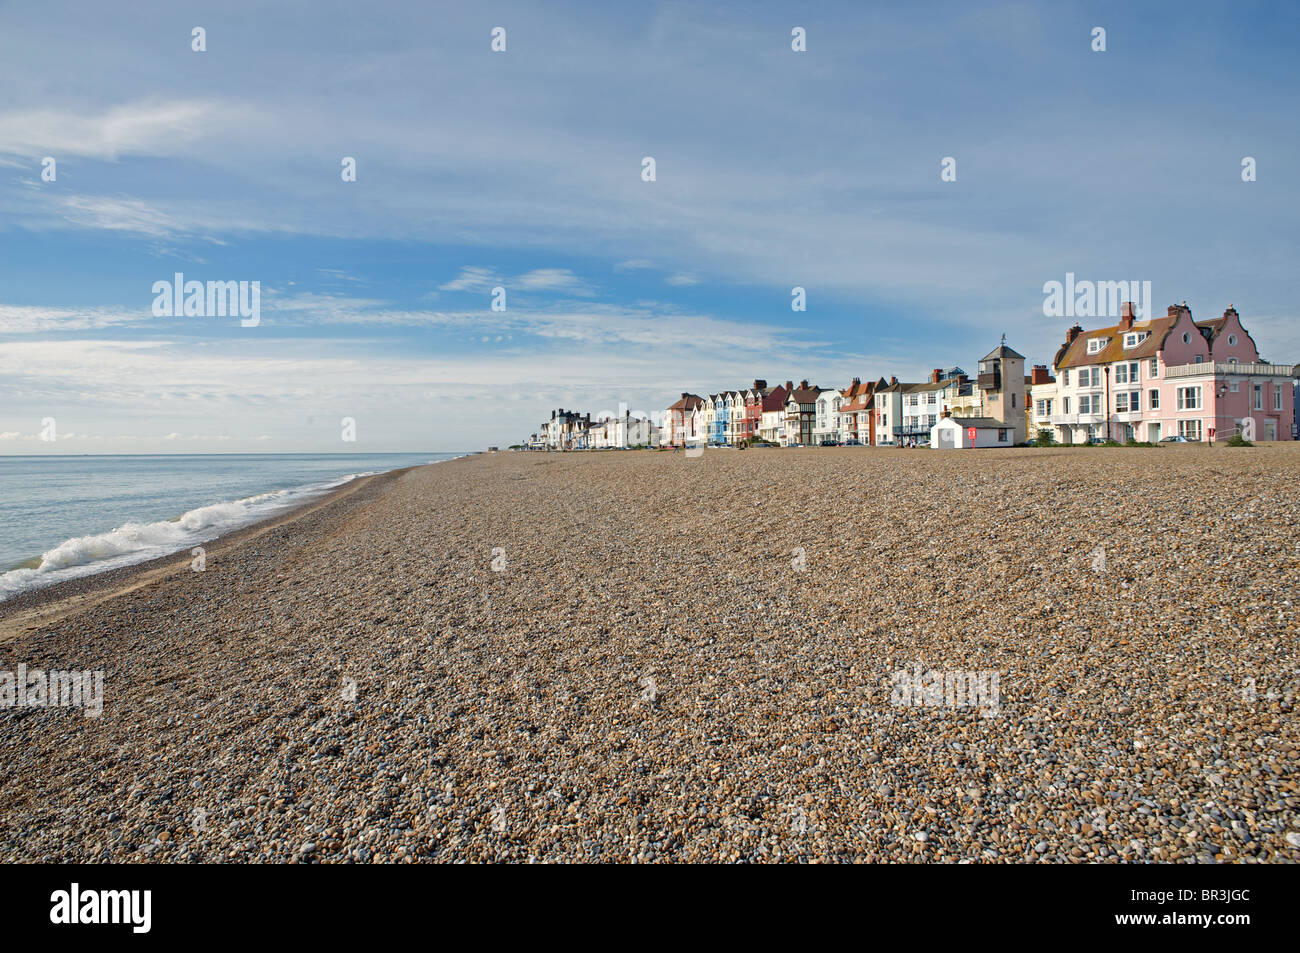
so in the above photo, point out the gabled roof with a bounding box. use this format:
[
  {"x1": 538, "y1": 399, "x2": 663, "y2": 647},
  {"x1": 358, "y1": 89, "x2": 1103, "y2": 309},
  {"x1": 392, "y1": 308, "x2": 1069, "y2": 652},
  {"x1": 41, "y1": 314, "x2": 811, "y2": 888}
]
[
  {"x1": 760, "y1": 383, "x2": 789, "y2": 411},
  {"x1": 949, "y1": 416, "x2": 1004, "y2": 429},
  {"x1": 840, "y1": 378, "x2": 875, "y2": 400},
  {"x1": 787, "y1": 385, "x2": 825, "y2": 403},
  {"x1": 667, "y1": 393, "x2": 704, "y2": 411}
]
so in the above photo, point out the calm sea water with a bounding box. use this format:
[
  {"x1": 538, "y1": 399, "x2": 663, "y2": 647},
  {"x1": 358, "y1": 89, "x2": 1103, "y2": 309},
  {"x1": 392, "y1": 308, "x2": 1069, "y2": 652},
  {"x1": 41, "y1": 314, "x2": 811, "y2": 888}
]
[{"x1": 0, "y1": 453, "x2": 463, "y2": 600}]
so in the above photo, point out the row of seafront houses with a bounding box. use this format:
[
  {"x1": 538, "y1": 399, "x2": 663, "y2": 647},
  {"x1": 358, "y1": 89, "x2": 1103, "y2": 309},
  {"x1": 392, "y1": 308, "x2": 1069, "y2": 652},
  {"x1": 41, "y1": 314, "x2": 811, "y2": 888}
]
[{"x1": 526, "y1": 303, "x2": 1298, "y2": 450}]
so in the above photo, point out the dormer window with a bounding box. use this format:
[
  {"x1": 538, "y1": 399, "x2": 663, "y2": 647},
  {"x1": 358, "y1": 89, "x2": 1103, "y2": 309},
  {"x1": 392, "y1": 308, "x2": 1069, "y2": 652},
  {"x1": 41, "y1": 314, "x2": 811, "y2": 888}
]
[
  {"x1": 1086, "y1": 337, "x2": 1108, "y2": 354},
  {"x1": 1123, "y1": 331, "x2": 1148, "y2": 349}
]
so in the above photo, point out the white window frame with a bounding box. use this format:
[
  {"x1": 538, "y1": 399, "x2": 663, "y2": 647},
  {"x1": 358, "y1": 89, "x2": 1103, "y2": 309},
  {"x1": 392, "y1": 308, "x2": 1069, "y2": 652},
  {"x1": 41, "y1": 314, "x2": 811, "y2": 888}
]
[
  {"x1": 1176, "y1": 386, "x2": 1202, "y2": 411},
  {"x1": 1148, "y1": 388, "x2": 1159, "y2": 410}
]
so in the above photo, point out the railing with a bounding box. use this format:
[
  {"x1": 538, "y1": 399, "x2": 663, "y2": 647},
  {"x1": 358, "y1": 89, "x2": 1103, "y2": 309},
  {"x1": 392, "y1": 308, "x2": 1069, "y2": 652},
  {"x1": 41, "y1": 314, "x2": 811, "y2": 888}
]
[{"x1": 1165, "y1": 361, "x2": 1297, "y2": 379}]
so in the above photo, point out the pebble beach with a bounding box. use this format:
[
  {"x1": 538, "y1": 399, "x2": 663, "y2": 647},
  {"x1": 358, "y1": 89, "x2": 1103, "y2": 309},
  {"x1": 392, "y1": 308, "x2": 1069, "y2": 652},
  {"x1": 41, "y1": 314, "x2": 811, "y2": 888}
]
[{"x1": 1, "y1": 445, "x2": 1298, "y2": 863}]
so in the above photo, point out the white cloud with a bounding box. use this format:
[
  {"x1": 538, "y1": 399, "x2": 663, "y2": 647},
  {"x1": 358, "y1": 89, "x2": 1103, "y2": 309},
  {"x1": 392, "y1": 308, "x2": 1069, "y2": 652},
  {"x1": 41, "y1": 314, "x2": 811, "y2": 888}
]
[
  {"x1": 437, "y1": 267, "x2": 593, "y2": 296},
  {"x1": 0, "y1": 99, "x2": 257, "y2": 161},
  {"x1": 514, "y1": 269, "x2": 592, "y2": 294},
  {"x1": 438, "y1": 266, "x2": 498, "y2": 292},
  {"x1": 0, "y1": 304, "x2": 150, "y2": 333},
  {"x1": 54, "y1": 195, "x2": 182, "y2": 237}
]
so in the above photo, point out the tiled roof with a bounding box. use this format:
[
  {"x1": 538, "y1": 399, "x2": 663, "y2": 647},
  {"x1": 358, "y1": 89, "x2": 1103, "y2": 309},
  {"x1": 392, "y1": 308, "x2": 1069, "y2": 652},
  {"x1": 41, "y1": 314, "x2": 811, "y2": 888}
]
[
  {"x1": 840, "y1": 379, "x2": 875, "y2": 400},
  {"x1": 950, "y1": 416, "x2": 1004, "y2": 429},
  {"x1": 667, "y1": 393, "x2": 704, "y2": 411},
  {"x1": 1055, "y1": 316, "x2": 1179, "y2": 369}
]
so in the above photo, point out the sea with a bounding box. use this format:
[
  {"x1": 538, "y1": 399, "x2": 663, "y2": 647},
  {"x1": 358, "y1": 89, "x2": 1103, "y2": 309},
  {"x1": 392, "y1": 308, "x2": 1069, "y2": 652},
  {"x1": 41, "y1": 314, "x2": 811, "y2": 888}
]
[{"x1": 0, "y1": 452, "x2": 464, "y2": 601}]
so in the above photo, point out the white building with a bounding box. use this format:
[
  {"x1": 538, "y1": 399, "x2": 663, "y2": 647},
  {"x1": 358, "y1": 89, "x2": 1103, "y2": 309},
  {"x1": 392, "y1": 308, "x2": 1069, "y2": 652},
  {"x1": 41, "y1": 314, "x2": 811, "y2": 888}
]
[
  {"x1": 873, "y1": 378, "x2": 908, "y2": 445},
  {"x1": 813, "y1": 389, "x2": 843, "y2": 444},
  {"x1": 930, "y1": 414, "x2": 1015, "y2": 449},
  {"x1": 588, "y1": 412, "x2": 659, "y2": 448}
]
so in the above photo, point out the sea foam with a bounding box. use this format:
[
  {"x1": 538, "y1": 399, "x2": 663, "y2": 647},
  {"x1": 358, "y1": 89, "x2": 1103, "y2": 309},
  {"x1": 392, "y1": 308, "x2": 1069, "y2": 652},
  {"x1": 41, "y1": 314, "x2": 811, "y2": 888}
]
[{"x1": 0, "y1": 472, "x2": 371, "y2": 601}]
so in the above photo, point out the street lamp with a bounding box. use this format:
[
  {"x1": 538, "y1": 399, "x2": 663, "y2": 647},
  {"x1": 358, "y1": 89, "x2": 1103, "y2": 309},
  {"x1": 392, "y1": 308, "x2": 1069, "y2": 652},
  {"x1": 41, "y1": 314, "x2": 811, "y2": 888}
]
[
  {"x1": 1214, "y1": 382, "x2": 1229, "y2": 444},
  {"x1": 1103, "y1": 364, "x2": 1111, "y2": 443}
]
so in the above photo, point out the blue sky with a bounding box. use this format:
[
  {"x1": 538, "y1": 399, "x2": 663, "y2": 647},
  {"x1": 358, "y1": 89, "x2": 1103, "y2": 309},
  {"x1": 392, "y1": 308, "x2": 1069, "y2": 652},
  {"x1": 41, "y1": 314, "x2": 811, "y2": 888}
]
[{"x1": 1, "y1": 0, "x2": 1297, "y2": 451}]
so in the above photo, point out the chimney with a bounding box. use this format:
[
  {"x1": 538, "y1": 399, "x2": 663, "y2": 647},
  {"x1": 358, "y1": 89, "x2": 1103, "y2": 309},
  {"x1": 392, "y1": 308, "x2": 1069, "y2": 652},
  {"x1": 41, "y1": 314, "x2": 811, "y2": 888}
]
[
  {"x1": 851, "y1": 377, "x2": 860, "y2": 387},
  {"x1": 1118, "y1": 301, "x2": 1135, "y2": 331},
  {"x1": 799, "y1": 379, "x2": 809, "y2": 389},
  {"x1": 931, "y1": 368, "x2": 942, "y2": 384},
  {"x1": 552, "y1": 410, "x2": 557, "y2": 419},
  {"x1": 889, "y1": 375, "x2": 898, "y2": 386},
  {"x1": 680, "y1": 392, "x2": 688, "y2": 400},
  {"x1": 784, "y1": 380, "x2": 793, "y2": 391},
  {"x1": 1223, "y1": 304, "x2": 1238, "y2": 319},
  {"x1": 753, "y1": 379, "x2": 766, "y2": 390},
  {"x1": 1031, "y1": 364, "x2": 1052, "y2": 385},
  {"x1": 1065, "y1": 324, "x2": 1083, "y2": 344},
  {"x1": 941, "y1": 410, "x2": 951, "y2": 419}
]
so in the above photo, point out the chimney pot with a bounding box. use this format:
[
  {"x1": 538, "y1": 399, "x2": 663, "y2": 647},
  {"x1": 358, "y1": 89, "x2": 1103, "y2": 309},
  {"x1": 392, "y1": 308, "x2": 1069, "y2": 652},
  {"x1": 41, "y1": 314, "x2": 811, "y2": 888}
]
[
  {"x1": 931, "y1": 368, "x2": 942, "y2": 383},
  {"x1": 1066, "y1": 324, "x2": 1083, "y2": 343},
  {"x1": 784, "y1": 380, "x2": 793, "y2": 391},
  {"x1": 1118, "y1": 301, "x2": 1135, "y2": 330}
]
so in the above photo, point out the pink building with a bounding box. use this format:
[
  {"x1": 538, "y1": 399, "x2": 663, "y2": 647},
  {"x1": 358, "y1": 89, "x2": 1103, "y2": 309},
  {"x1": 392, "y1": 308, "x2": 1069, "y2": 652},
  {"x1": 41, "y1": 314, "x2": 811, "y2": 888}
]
[{"x1": 1031, "y1": 303, "x2": 1296, "y2": 443}]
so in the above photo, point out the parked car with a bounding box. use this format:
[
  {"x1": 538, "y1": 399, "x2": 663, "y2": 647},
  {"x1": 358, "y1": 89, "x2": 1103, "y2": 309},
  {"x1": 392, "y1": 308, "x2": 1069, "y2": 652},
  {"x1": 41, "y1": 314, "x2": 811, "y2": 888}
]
[
  {"x1": 842, "y1": 439, "x2": 863, "y2": 446},
  {"x1": 818, "y1": 439, "x2": 836, "y2": 446},
  {"x1": 1159, "y1": 435, "x2": 1193, "y2": 443}
]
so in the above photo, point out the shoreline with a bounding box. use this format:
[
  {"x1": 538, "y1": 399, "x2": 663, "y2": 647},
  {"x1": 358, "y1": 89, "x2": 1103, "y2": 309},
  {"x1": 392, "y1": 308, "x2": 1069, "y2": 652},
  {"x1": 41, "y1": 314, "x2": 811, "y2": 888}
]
[{"x1": 0, "y1": 464, "x2": 428, "y2": 642}]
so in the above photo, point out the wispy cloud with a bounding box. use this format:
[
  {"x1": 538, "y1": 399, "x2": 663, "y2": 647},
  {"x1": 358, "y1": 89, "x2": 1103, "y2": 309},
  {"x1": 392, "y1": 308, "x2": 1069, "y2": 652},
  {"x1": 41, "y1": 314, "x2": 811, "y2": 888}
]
[{"x1": 0, "y1": 99, "x2": 256, "y2": 161}]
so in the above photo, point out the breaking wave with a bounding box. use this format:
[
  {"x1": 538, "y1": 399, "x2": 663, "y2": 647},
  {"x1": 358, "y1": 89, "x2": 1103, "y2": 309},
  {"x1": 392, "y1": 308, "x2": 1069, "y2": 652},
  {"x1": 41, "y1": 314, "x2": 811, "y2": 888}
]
[{"x1": 0, "y1": 472, "x2": 373, "y2": 601}]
